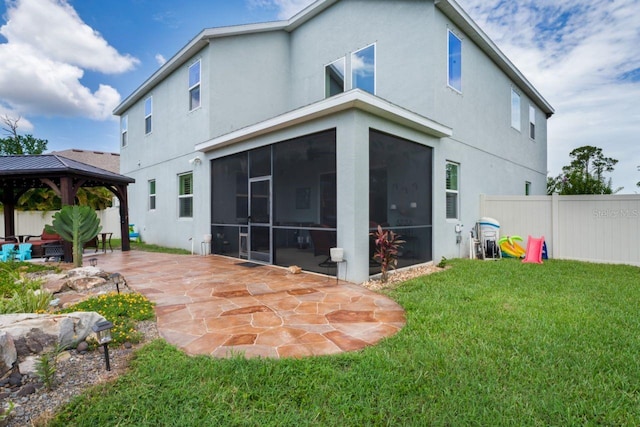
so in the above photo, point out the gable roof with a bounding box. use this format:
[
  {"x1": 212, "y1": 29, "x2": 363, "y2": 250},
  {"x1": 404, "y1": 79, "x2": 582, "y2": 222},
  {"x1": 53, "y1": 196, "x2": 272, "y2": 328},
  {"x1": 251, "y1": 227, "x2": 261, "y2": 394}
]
[
  {"x1": 50, "y1": 149, "x2": 121, "y2": 174},
  {"x1": 113, "y1": 0, "x2": 553, "y2": 117}
]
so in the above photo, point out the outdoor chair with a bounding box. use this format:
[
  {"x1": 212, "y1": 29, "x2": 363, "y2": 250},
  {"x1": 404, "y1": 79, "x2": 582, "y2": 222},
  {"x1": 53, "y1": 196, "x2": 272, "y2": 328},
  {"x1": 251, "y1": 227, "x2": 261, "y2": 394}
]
[
  {"x1": 15, "y1": 243, "x2": 32, "y2": 261},
  {"x1": 1, "y1": 243, "x2": 16, "y2": 262}
]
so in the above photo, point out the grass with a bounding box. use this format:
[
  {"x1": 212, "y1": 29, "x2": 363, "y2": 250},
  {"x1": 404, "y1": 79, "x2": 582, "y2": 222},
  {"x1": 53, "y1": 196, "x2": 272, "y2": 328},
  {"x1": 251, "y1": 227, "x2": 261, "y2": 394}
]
[
  {"x1": 110, "y1": 238, "x2": 190, "y2": 255},
  {"x1": 49, "y1": 259, "x2": 640, "y2": 426}
]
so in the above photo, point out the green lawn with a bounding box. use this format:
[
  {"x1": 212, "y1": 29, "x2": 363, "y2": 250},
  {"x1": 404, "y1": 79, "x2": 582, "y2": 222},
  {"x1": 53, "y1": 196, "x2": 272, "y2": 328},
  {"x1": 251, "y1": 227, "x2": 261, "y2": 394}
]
[{"x1": 50, "y1": 259, "x2": 640, "y2": 426}]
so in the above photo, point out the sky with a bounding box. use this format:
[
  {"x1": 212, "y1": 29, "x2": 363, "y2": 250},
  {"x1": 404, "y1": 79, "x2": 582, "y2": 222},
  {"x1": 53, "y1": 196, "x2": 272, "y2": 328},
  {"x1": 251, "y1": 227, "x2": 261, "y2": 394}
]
[{"x1": 0, "y1": 0, "x2": 639, "y2": 193}]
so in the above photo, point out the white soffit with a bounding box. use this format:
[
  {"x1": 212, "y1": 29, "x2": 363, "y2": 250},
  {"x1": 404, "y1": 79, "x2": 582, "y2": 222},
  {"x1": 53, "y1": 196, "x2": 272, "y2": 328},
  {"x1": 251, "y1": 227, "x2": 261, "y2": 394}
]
[{"x1": 195, "y1": 90, "x2": 453, "y2": 153}]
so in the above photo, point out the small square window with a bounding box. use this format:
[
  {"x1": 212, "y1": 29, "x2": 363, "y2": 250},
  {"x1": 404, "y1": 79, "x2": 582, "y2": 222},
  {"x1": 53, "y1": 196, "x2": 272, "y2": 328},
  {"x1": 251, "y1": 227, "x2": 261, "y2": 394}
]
[
  {"x1": 144, "y1": 96, "x2": 153, "y2": 134},
  {"x1": 529, "y1": 105, "x2": 536, "y2": 139},
  {"x1": 121, "y1": 115, "x2": 128, "y2": 147},
  {"x1": 448, "y1": 30, "x2": 462, "y2": 92},
  {"x1": 325, "y1": 57, "x2": 345, "y2": 98},
  {"x1": 511, "y1": 89, "x2": 521, "y2": 131},
  {"x1": 189, "y1": 60, "x2": 201, "y2": 110},
  {"x1": 149, "y1": 179, "x2": 156, "y2": 210},
  {"x1": 351, "y1": 44, "x2": 375, "y2": 94},
  {"x1": 446, "y1": 162, "x2": 459, "y2": 220}
]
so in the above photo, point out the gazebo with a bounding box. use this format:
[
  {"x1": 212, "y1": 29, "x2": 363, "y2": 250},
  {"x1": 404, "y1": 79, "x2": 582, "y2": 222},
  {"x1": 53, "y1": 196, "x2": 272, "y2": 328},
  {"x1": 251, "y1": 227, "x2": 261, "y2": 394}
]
[{"x1": 0, "y1": 155, "x2": 135, "y2": 262}]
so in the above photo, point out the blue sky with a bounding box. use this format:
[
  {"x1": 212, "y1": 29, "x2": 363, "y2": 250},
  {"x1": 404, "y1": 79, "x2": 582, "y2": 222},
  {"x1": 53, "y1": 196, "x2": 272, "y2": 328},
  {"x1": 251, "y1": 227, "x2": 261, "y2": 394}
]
[{"x1": 1, "y1": 0, "x2": 639, "y2": 192}]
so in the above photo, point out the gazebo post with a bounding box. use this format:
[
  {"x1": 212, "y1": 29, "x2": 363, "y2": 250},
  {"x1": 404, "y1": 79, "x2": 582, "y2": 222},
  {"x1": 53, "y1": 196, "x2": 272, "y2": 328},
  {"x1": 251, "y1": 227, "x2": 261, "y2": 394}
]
[
  {"x1": 59, "y1": 176, "x2": 76, "y2": 263},
  {"x1": 1, "y1": 182, "x2": 16, "y2": 237}
]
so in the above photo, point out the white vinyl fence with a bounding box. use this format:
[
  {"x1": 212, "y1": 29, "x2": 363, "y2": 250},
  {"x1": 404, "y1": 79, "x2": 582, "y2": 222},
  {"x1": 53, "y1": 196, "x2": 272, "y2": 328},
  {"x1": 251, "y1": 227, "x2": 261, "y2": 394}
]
[
  {"x1": 0, "y1": 207, "x2": 122, "y2": 239},
  {"x1": 480, "y1": 194, "x2": 640, "y2": 266}
]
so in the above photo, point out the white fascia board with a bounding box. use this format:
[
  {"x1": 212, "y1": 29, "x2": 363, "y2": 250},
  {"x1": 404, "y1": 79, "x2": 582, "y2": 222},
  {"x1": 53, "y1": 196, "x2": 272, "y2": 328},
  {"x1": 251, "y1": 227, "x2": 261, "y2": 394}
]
[
  {"x1": 195, "y1": 90, "x2": 452, "y2": 153},
  {"x1": 435, "y1": 0, "x2": 554, "y2": 116},
  {"x1": 113, "y1": 1, "x2": 338, "y2": 116}
]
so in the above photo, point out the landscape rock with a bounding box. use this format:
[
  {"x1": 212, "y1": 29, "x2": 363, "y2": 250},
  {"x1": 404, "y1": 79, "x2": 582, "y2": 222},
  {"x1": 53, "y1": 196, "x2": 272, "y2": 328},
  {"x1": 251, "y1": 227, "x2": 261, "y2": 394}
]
[
  {"x1": 18, "y1": 356, "x2": 38, "y2": 376},
  {"x1": 76, "y1": 341, "x2": 89, "y2": 353},
  {"x1": 0, "y1": 331, "x2": 17, "y2": 376},
  {"x1": 66, "y1": 267, "x2": 107, "y2": 278},
  {"x1": 0, "y1": 312, "x2": 106, "y2": 356},
  {"x1": 16, "y1": 383, "x2": 36, "y2": 397},
  {"x1": 65, "y1": 276, "x2": 107, "y2": 292}
]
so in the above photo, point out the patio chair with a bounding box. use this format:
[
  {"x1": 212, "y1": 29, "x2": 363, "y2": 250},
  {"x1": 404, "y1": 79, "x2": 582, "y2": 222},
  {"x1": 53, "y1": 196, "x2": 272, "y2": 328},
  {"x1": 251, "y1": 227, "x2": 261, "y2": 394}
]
[
  {"x1": 1, "y1": 243, "x2": 16, "y2": 262},
  {"x1": 15, "y1": 243, "x2": 32, "y2": 261}
]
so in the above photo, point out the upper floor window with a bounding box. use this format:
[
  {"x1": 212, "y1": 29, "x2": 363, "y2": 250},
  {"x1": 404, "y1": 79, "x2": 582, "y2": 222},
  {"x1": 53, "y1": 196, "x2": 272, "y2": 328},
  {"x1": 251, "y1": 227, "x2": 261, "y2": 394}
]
[
  {"x1": 121, "y1": 115, "x2": 128, "y2": 147},
  {"x1": 178, "y1": 173, "x2": 193, "y2": 218},
  {"x1": 446, "y1": 162, "x2": 459, "y2": 220},
  {"x1": 448, "y1": 30, "x2": 462, "y2": 92},
  {"x1": 325, "y1": 57, "x2": 345, "y2": 98},
  {"x1": 351, "y1": 44, "x2": 375, "y2": 94},
  {"x1": 189, "y1": 60, "x2": 201, "y2": 110},
  {"x1": 525, "y1": 181, "x2": 531, "y2": 196},
  {"x1": 149, "y1": 179, "x2": 156, "y2": 210},
  {"x1": 511, "y1": 89, "x2": 520, "y2": 131},
  {"x1": 144, "y1": 96, "x2": 153, "y2": 134},
  {"x1": 529, "y1": 105, "x2": 536, "y2": 139}
]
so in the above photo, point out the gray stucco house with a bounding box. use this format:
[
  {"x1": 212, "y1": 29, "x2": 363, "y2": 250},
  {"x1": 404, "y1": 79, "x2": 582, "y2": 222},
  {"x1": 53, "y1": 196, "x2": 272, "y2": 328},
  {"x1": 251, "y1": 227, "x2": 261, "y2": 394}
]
[{"x1": 114, "y1": 0, "x2": 554, "y2": 283}]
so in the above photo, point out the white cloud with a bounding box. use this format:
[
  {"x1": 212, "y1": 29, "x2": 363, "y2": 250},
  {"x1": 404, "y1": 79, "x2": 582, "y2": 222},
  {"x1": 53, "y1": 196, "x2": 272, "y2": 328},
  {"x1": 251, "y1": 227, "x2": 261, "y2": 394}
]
[
  {"x1": 155, "y1": 53, "x2": 167, "y2": 66},
  {"x1": 458, "y1": 0, "x2": 640, "y2": 193},
  {"x1": 247, "y1": 0, "x2": 314, "y2": 19},
  {"x1": 0, "y1": 0, "x2": 139, "y2": 121}
]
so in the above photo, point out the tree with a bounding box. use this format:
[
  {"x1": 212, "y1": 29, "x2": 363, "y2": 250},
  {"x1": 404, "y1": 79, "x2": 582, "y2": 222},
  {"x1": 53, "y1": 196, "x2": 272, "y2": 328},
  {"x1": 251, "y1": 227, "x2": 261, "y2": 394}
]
[
  {"x1": 0, "y1": 115, "x2": 48, "y2": 154},
  {"x1": 547, "y1": 146, "x2": 621, "y2": 195},
  {"x1": 0, "y1": 115, "x2": 113, "y2": 211}
]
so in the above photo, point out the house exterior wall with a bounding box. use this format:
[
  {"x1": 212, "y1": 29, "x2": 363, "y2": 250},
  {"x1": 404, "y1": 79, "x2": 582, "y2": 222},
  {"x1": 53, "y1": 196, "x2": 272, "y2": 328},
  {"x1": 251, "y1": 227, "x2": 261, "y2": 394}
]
[{"x1": 116, "y1": 0, "x2": 552, "y2": 280}]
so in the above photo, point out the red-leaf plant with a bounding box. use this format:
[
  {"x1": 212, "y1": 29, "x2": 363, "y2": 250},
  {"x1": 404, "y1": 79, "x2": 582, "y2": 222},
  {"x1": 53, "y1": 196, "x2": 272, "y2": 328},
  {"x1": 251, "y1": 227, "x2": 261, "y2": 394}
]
[{"x1": 371, "y1": 225, "x2": 405, "y2": 283}]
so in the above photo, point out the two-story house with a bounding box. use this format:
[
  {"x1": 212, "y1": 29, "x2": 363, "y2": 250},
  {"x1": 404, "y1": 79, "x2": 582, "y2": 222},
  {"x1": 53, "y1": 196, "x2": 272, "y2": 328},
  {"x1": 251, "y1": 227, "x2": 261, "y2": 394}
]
[{"x1": 114, "y1": 0, "x2": 554, "y2": 283}]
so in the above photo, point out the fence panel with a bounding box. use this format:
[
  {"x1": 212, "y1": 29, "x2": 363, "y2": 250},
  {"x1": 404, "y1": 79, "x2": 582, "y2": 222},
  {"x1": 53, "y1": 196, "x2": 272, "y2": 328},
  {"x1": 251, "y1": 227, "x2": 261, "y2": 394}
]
[
  {"x1": 481, "y1": 194, "x2": 640, "y2": 266},
  {"x1": 0, "y1": 208, "x2": 122, "y2": 239}
]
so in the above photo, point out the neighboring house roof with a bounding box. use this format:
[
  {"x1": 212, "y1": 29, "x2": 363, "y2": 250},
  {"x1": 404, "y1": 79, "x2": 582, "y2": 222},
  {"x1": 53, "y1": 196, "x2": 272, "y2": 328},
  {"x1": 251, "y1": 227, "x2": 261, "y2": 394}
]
[
  {"x1": 0, "y1": 155, "x2": 134, "y2": 187},
  {"x1": 196, "y1": 89, "x2": 453, "y2": 152},
  {"x1": 50, "y1": 149, "x2": 121, "y2": 174},
  {"x1": 113, "y1": 0, "x2": 554, "y2": 117}
]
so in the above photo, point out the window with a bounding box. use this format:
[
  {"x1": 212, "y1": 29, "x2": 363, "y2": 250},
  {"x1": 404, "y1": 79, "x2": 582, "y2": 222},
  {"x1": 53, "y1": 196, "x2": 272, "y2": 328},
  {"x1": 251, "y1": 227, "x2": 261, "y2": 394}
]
[
  {"x1": 325, "y1": 57, "x2": 345, "y2": 98},
  {"x1": 529, "y1": 105, "x2": 536, "y2": 139},
  {"x1": 446, "y1": 162, "x2": 459, "y2": 219},
  {"x1": 511, "y1": 89, "x2": 520, "y2": 131},
  {"x1": 148, "y1": 180, "x2": 156, "y2": 210},
  {"x1": 144, "y1": 96, "x2": 152, "y2": 134},
  {"x1": 351, "y1": 44, "x2": 375, "y2": 94},
  {"x1": 121, "y1": 115, "x2": 128, "y2": 147},
  {"x1": 448, "y1": 30, "x2": 462, "y2": 92},
  {"x1": 525, "y1": 181, "x2": 531, "y2": 196},
  {"x1": 189, "y1": 60, "x2": 201, "y2": 110},
  {"x1": 178, "y1": 173, "x2": 193, "y2": 218}
]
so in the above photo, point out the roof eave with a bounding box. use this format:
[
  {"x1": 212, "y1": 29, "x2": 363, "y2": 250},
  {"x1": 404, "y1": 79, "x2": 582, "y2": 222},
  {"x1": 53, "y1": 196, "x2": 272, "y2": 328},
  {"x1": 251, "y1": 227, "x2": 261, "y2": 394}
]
[
  {"x1": 195, "y1": 90, "x2": 452, "y2": 153},
  {"x1": 435, "y1": 0, "x2": 555, "y2": 116}
]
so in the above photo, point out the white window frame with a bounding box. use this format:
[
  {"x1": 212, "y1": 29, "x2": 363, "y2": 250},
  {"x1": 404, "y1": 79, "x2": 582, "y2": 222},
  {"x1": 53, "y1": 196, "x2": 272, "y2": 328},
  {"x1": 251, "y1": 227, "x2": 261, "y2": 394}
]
[
  {"x1": 121, "y1": 115, "x2": 128, "y2": 147},
  {"x1": 188, "y1": 60, "x2": 201, "y2": 111},
  {"x1": 446, "y1": 161, "x2": 460, "y2": 220},
  {"x1": 529, "y1": 104, "x2": 536, "y2": 140},
  {"x1": 178, "y1": 172, "x2": 193, "y2": 219},
  {"x1": 148, "y1": 179, "x2": 156, "y2": 211},
  {"x1": 350, "y1": 43, "x2": 376, "y2": 95},
  {"x1": 511, "y1": 89, "x2": 521, "y2": 131},
  {"x1": 447, "y1": 30, "x2": 462, "y2": 93},
  {"x1": 144, "y1": 96, "x2": 153, "y2": 135},
  {"x1": 325, "y1": 57, "x2": 346, "y2": 98}
]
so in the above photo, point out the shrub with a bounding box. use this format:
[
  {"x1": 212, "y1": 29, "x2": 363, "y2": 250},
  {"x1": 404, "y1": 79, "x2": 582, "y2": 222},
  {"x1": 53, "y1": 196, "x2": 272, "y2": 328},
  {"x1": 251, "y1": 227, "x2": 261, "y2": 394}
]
[
  {"x1": 59, "y1": 292, "x2": 155, "y2": 345},
  {"x1": 371, "y1": 225, "x2": 405, "y2": 282}
]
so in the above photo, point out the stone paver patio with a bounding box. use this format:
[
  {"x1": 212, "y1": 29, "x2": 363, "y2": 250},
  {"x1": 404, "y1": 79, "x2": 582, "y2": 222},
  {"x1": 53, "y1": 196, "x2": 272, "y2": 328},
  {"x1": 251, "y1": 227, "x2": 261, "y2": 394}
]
[{"x1": 93, "y1": 251, "x2": 405, "y2": 358}]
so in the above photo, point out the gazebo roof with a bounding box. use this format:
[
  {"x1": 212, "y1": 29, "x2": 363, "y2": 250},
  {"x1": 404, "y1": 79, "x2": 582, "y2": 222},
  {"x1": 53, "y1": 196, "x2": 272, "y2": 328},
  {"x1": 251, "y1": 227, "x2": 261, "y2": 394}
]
[{"x1": 0, "y1": 155, "x2": 134, "y2": 189}]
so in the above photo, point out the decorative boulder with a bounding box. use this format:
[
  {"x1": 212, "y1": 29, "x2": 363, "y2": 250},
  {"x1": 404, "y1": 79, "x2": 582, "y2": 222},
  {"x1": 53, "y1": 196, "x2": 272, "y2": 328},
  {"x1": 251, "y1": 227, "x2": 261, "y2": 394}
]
[
  {"x1": 0, "y1": 331, "x2": 17, "y2": 376},
  {"x1": 0, "y1": 312, "x2": 106, "y2": 358}
]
